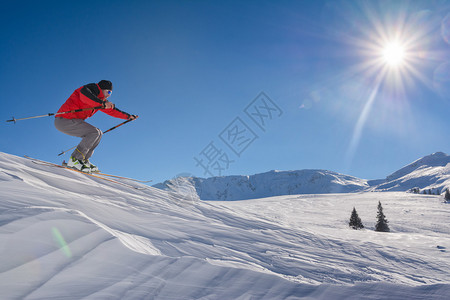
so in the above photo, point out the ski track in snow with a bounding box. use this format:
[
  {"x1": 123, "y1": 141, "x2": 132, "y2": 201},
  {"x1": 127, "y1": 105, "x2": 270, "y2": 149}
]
[{"x1": 0, "y1": 152, "x2": 449, "y2": 299}]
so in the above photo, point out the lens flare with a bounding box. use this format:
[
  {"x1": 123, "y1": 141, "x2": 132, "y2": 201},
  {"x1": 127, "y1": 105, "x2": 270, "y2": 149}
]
[
  {"x1": 52, "y1": 227, "x2": 72, "y2": 258},
  {"x1": 441, "y1": 13, "x2": 450, "y2": 45}
]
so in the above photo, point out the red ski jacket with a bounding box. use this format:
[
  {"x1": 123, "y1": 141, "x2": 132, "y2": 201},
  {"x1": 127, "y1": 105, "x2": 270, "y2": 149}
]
[{"x1": 56, "y1": 83, "x2": 131, "y2": 120}]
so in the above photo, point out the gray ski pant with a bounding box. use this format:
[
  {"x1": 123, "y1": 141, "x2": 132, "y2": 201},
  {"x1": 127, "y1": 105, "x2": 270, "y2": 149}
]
[{"x1": 54, "y1": 117, "x2": 103, "y2": 161}]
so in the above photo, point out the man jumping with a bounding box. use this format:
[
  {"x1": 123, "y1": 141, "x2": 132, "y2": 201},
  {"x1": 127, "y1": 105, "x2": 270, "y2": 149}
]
[{"x1": 55, "y1": 80, "x2": 138, "y2": 173}]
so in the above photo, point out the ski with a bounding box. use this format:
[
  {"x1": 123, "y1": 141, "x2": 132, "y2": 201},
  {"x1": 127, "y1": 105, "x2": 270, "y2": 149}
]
[
  {"x1": 24, "y1": 156, "x2": 148, "y2": 190},
  {"x1": 95, "y1": 172, "x2": 152, "y2": 183},
  {"x1": 60, "y1": 160, "x2": 151, "y2": 183}
]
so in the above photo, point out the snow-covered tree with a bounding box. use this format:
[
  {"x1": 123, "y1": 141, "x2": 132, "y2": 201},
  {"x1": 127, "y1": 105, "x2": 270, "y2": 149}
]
[
  {"x1": 375, "y1": 201, "x2": 390, "y2": 232},
  {"x1": 349, "y1": 207, "x2": 364, "y2": 230},
  {"x1": 445, "y1": 189, "x2": 450, "y2": 202},
  {"x1": 409, "y1": 187, "x2": 420, "y2": 194}
]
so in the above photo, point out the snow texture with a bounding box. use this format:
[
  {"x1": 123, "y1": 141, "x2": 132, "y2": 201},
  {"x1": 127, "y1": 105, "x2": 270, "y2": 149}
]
[{"x1": 1, "y1": 152, "x2": 449, "y2": 299}]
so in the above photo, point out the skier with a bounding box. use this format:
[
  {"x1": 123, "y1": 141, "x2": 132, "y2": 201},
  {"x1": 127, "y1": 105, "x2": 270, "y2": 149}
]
[{"x1": 55, "y1": 80, "x2": 138, "y2": 173}]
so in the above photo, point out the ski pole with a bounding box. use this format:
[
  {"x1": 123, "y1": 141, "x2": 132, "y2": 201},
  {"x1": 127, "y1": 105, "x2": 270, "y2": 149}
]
[
  {"x1": 6, "y1": 106, "x2": 105, "y2": 123},
  {"x1": 103, "y1": 118, "x2": 134, "y2": 134},
  {"x1": 57, "y1": 118, "x2": 136, "y2": 156}
]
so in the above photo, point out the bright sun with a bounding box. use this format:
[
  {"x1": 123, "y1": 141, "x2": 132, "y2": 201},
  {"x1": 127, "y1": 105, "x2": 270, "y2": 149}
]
[{"x1": 382, "y1": 41, "x2": 405, "y2": 67}]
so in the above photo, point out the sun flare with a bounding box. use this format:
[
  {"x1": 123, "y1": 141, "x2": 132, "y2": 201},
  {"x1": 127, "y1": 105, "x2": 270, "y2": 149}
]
[
  {"x1": 382, "y1": 41, "x2": 406, "y2": 67},
  {"x1": 338, "y1": 1, "x2": 435, "y2": 172}
]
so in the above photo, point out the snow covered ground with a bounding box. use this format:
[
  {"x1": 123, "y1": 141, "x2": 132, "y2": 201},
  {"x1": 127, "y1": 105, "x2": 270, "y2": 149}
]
[{"x1": 1, "y1": 152, "x2": 449, "y2": 299}]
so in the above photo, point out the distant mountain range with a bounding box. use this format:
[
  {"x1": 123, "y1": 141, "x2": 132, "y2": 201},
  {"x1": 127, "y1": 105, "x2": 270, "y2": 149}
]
[{"x1": 154, "y1": 152, "x2": 450, "y2": 200}]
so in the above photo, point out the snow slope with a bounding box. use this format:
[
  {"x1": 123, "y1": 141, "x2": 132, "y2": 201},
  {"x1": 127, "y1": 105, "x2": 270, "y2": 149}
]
[{"x1": 1, "y1": 152, "x2": 450, "y2": 299}]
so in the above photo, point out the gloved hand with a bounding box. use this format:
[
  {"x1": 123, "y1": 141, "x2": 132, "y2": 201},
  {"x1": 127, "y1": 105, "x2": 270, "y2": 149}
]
[
  {"x1": 104, "y1": 101, "x2": 115, "y2": 109},
  {"x1": 129, "y1": 114, "x2": 139, "y2": 120}
]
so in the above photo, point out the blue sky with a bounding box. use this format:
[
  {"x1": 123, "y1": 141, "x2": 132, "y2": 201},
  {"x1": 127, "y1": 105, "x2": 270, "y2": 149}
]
[{"x1": 1, "y1": 0, "x2": 449, "y2": 184}]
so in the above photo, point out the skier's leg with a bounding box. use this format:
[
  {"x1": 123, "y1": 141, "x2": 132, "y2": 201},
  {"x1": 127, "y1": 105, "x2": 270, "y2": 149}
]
[
  {"x1": 84, "y1": 131, "x2": 102, "y2": 160},
  {"x1": 55, "y1": 118, "x2": 103, "y2": 161}
]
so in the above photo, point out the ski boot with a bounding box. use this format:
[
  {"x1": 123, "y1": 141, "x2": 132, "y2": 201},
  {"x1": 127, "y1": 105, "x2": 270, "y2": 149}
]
[{"x1": 67, "y1": 156, "x2": 92, "y2": 173}]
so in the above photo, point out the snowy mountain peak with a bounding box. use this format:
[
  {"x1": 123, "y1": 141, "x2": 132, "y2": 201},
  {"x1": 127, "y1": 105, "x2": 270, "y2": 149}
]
[
  {"x1": 156, "y1": 152, "x2": 450, "y2": 200},
  {"x1": 370, "y1": 152, "x2": 450, "y2": 193},
  {"x1": 158, "y1": 169, "x2": 369, "y2": 201},
  {"x1": 386, "y1": 152, "x2": 450, "y2": 182},
  {"x1": 386, "y1": 152, "x2": 450, "y2": 181}
]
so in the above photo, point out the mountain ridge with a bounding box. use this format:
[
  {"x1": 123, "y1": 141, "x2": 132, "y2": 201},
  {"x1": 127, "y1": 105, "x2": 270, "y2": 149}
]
[{"x1": 155, "y1": 152, "x2": 450, "y2": 200}]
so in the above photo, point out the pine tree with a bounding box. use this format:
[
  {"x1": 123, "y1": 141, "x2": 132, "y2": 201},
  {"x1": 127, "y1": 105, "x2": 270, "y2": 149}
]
[
  {"x1": 349, "y1": 207, "x2": 364, "y2": 230},
  {"x1": 375, "y1": 201, "x2": 390, "y2": 232},
  {"x1": 445, "y1": 189, "x2": 450, "y2": 201}
]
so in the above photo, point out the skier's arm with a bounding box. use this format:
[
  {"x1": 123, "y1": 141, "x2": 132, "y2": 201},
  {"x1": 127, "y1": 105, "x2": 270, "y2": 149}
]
[
  {"x1": 80, "y1": 84, "x2": 105, "y2": 106},
  {"x1": 80, "y1": 84, "x2": 138, "y2": 120},
  {"x1": 101, "y1": 105, "x2": 136, "y2": 120}
]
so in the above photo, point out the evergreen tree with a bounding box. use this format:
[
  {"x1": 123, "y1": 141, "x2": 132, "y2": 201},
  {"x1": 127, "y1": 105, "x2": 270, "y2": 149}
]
[
  {"x1": 445, "y1": 189, "x2": 450, "y2": 201},
  {"x1": 349, "y1": 207, "x2": 364, "y2": 230},
  {"x1": 375, "y1": 201, "x2": 390, "y2": 232}
]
